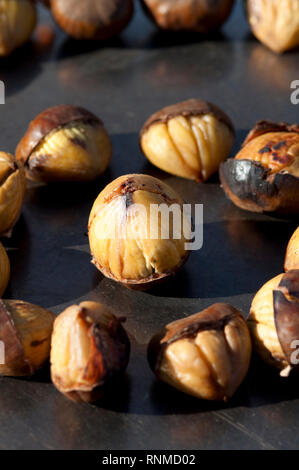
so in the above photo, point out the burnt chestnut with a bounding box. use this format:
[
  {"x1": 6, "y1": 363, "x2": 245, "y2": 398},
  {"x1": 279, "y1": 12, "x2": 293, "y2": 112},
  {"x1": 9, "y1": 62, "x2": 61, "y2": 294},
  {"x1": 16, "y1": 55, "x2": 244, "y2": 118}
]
[
  {"x1": 50, "y1": 0, "x2": 134, "y2": 40},
  {"x1": 148, "y1": 303, "x2": 252, "y2": 401},
  {"x1": 0, "y1": 300, "x2": 55, "y2": 377},
  {"x1": 16, "y1": 105, "x2": 112, "y2": 183},
  {"x1": 285, "y1": 226, "x2": 299, "y2": 271},
  {"x1": 246, "y1": 0, "x2": 299, "y2": 53},
  {"x1": 88, "y1": 174, "x2": 190, "y2": 290},
  {"x1": 50, "y1": 301, "x2": 130, "y2": 403},
  {"x1": 140, "y1": 99, "x2": 235, "y2": 182},
  {"x1": 141, "y1": 0, "x2": 235, "y2": 33},
  {"x1": 248, "y1": 270, "x2": 299, "y2": 376},
  {"x1": 220, "y1": 120, "x2": 299, "y2": 214}
]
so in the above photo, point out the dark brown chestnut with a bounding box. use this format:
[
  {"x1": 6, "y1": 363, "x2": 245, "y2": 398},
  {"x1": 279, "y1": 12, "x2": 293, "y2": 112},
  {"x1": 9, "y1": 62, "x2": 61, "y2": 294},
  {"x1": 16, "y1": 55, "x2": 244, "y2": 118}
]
[
  {"x1": 220, "y1": 120, "x2": 299, "y2": 215},
  {"x1": 50, "y1": 0, "x2": 134, "y2": 40},
  {"x1": 141, "y1": 0, "x2": 235, "y2": 33},
  {"x1": 50, "y1": 301, "x2": 130, "y2": 403}
]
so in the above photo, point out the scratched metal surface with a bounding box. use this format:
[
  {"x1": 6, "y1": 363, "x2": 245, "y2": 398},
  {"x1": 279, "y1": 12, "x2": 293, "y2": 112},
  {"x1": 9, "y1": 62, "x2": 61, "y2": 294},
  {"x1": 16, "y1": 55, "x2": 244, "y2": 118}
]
[{"x1": 0, "y1": 1, "x2": 298, "y2": 450}]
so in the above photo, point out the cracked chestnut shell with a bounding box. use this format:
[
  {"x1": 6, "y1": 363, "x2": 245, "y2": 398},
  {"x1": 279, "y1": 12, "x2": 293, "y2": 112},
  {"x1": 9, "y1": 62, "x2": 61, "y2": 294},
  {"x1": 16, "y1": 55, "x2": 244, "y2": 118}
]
[
  {"x1": 246, "y1": 0, "x2": 299, "y2": 53},
  {"x1": 0, "y1": 152, "x2": 26, "y2": 237},
  {"x1": 50, "y1": 0, "x2": 134, "y2": 40},
  {"x1": 50, "y1": 301, "x2": 130, "y2": 403},
  {"x1": 0, "y1": 0, "x2": 37, "y2": 56},
  {"x1": 0, "y1": 299, "x2": 55, "y2": 377},
  {"x1": 141, "y1": 0, "x2": 235, "y2": 33},
  {"x1": 248, "y1": 271, "x2": 299, "y2": 376},
  {"x1": 140, "y1": 99, "x2": 235, "y2": 182},
  {"x1": 285, "y1": 226, "x2": 299, "y2": 271},
  {"x1": 88, "y1": 174, "x2": 190, "y2": 290},
  {"x1": 220, "y1": 120, "x2": 299, "y2": 214},
  {"x1": 16, "y1": 105, "x2": 112, "y2": 183},
  {"x1": 0, "y1": 243, "x2": 10, "y2": 297},
  {"x1": 148, "y1": 303, "x2": 252, "y2": 401}
]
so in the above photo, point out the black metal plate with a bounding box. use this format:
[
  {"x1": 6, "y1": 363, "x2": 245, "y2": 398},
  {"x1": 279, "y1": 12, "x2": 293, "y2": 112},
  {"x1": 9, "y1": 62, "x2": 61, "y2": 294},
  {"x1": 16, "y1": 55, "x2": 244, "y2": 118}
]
[{"x1": 0, "y1": 2, "x2": 298, "y2": 450}]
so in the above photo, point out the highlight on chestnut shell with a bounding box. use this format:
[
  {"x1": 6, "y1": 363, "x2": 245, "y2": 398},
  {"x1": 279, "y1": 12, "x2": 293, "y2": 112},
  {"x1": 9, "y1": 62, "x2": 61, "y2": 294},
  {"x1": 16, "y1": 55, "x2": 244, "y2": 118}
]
[
  {"x1": 141, "y1": 0, "x2": 235, "y2": 33},
  {"x1": 246, "y1": 0, "x2": 299, "y2": 53},
  {"x1": 148, "y1": 303, "x2": 252, "y2": 401},
  {"x1": 50, "y1": 301, "x2": 130, "y2": 403},
  {"x1": 16, "y1": 105, "x2": 112, "y2": 183},
  {"x1": 220, "y1": 121, "x2": 299, "y2": 215},
  {"x1": 0, "y1": 243, "x2": 10, "y2": 297},
  {"x1": 248, "y1": 270, "x2": 299, "y2": 376},
  {"x1": 285, "y1": 226, "x2": 299, "y2": 271},
  {"x1": 0, "y1": 299, "x2": 55, "y2": 377},
  {"x1": 140, "y1": 99, "x2": 235, "y2": 182},
  {"x1": 88, "y1": 174, "x2": 191, "y2": 290},
  {"x1": 50, "y1": 0, "x2": 134, "y2": 40}
]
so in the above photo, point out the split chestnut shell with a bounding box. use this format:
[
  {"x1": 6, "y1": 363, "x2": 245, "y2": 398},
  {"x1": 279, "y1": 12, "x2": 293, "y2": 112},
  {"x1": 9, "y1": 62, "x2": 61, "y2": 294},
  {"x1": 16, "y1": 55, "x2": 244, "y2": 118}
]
[
  {"x1": 148, "y1": 303, "x2": 252, "y2": 401},
  {"x1": 248, "y1": 270, "x2": 299, "y2": 376},
  {"x1": 285, "y1": 226, "x2": 299, "y2": 271},
  {"x1": 16, "y1": 105, "x2": 112, "y2": 183},
  {"x1": 0, "y1": 299, "x2": 55, "y2": 376},
  {"x1": 88, "y1": 174, "x2": 190, "y2": 289},
  {"x1": 140, "y1": 99, "x2": 235, "y2": 182},
  {"x1": 220, "y1": 121, "x2": 299, "y2": 214},
  {"x1": 50, "y1": 301, "x2": 130, "y2": 403}
]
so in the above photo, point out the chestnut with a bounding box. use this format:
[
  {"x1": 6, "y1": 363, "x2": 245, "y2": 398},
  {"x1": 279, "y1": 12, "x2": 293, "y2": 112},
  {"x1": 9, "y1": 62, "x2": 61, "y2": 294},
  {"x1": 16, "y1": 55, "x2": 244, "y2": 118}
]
[
  {"x1": 246, "y1": 0, "x2": 299, "y2": 53},
  {"x1": 88, "y1": 174, "x2": 190, "y2": 290},
  {"x1": 248, "y1": 270, "x2": 299, "y2": 376},
  {"x1": 0, "y1": 299, "x2": 55, "y2": 377},
  {"x1": 16, "y1": 105, "x2": 112, "y2": 183},
  {"x1": 50, "y1": 301, "x2": 130, "y2": 403},
  {"x1": 140, "y1": 99, "x2": 235, "y2": 182},
  {"x1": 148, "y1": 303, "x2": 252, "y2": 401},
  {"x1": 141, "y1": 0, "x2": 235, "y2": 33},
  {"x1": 285, "y1": 226, "x2": 299, "y2": 271},
  {"x1": 0, "y1": 243, "x2": 10, "y2": 297},
  {"x1": 0, "y1": 152, "x2": 26, "y2": 236},
  {"x1": 220, "y1": 120, "x2": 299, "y2": 214},
  {"x1": 50, "y1": 0, "x2": 134, "y2": 40},
  {"x1": 0, "y1": 0, "x2": 37, "y2": 56}
]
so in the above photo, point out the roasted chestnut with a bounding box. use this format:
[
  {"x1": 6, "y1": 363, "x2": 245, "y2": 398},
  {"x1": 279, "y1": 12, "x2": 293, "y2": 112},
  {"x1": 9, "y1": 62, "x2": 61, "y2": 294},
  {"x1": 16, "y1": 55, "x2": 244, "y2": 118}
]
[
  {"x1": 220, "y1": 120, "x2": 299, "y2": 214},
  {"x1": 16, "y1": 105, "x2": 112, "y2": 183},
  {"x1": 0, "y1": 243, "x2": 10, "y2": 297},
  {"x1": 0, "y1": 299, "x2": 55, "y2": 377},
  {"x1": 248, "y1": 270, "x2": 299, "y2": 376},
  {"x1": 140, "y1": 99, "x2": 235, "y2": 182},
  {"x1": 50, "y1": 0, "x2": 134, "y2": 40},
  {"x1": 0, "y1": 152, "x2": 26, "y2": 237},
  {"x1": 246, "y1": 0, "x2": 299, "y2": 53},
  {"x1": 141, "y1": 0, "x2": 235, "y2": 33},
  {"x1": 148, "y1": 303, "x2": 252, "y2": 401},
  {"x1": 0, "y1": 0, "x2": 37, "y2": 56},
  {"x1": 50, "y1": 301, "x2": 130, "y2": 403},
  {"x1": 285, "y1": 226, "x2": 299, "y2": 271},
  {"x1": 88, "y1": 174, "x2": 191, "y2": 290}
]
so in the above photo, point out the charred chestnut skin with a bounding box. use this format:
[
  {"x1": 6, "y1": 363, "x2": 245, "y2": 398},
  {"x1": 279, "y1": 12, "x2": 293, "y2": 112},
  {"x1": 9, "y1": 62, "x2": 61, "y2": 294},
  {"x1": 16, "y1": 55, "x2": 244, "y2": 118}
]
[
  {"x1": 50, "y1": 301, "x2": 130, "y2": 403},
  {"x1": 16, "y1": 105, "x2": 112, "y2": 183},
  {"x1": 248, "y1": 270, "x2": 299, "y2": 376},
  {"x1": 50, "y1": 0, "x2": 134, "y2": 40},
  {"x1": 148, "y1": 303, "x2": 252, "y2": 401},
  {"x1": 141, "y1": 0, "x2": 235, "y2": 33},
  {"x1": 285, "y1": 226, "x2": 299, "y2": 271},
  {"x1": 220, "y1": 121, "x2": 299, "y2": 215}
]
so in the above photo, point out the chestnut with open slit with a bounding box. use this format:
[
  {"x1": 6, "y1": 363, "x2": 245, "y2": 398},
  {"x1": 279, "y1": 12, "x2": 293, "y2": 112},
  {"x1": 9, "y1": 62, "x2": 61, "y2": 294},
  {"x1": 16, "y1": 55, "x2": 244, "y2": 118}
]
[
  {"x1": 285, "y1": 226, "x2": 299, "y2": 271},
  {"x1": 148, "y1": 303, "x2": 252, "y2": 401},
  {"x1": 248, "y1": 270, "x2": 299, "y2": 376},
  {"x1": 16, "y1": 105, "x2": 112, "y2": 183},
  {"x1": 220, "y1": 120, "x2": 299, "y2": 214}
]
